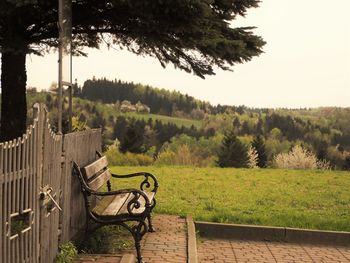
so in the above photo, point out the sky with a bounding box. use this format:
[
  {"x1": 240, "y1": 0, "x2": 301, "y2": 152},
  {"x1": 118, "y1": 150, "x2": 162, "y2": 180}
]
[{"x1": 26, "y1": 0, "x2": 350, "y2": 108}]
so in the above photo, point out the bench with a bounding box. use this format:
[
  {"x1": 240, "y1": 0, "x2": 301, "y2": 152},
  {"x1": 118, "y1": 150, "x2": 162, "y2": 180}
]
[{"x1": 73, "y1": 152, "x2": 159, "y2": 263}]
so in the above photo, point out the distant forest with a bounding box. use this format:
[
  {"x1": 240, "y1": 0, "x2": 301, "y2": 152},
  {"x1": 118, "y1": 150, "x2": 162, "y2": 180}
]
[
  {"x1": 78, "y1": 78, "x2": 250, "y2": 116},
  {"x1": 26, "y1": 78, "x2": 350, "y2": 170},
  {"x1": 77, "y1": 78, "x2": 350, "y2": 149}
]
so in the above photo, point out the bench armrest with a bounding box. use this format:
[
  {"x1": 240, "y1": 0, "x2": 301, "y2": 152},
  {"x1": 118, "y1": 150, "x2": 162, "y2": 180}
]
[
  {"x1": 111, "y1": 172, "x2": 159, "y2": 193},
  {"x1": 95, "y1": 151, "x2": 158, "y2": 193}
]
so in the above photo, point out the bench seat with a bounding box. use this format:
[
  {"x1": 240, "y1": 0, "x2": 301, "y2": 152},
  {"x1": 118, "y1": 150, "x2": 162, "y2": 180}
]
[{"x1": 92, "y1": 191, "x2": 155, "y2": 217}]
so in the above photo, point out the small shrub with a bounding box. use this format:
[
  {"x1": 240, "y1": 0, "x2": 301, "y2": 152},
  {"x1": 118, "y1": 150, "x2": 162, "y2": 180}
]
[
  {"x1": 134, "y1": 153, "x2": 154, "y2": 166},
  {"x1": 155, "y1": 144, "x2": 215, "y2": 166},
  {"x1": 56, "y1": 242, "x2": 78, "y2": 263},
  {"x1": 204, "y1": 200, "x2": 216, "y2": 211},
  {"x1": 105, "y1": 144, "x2": 153, "y2": 166},
  {"x1": 274, "y1": 145, "x2": 321, "y2": 170},
  {"x1": 316, "y1": 159, "x2": 331, "y2": 170},
  {"x1": 247, "y1": 146, "x2": 259, "y2": 169},
  {"x1": 326, "y1": 146, "x2": 348, "y2": 169},
  {"x1": 154, "y1": 150, "x2": 176, "y2": 165},
  {"x1": 72, "y1": 116, "x2": 88, "y2": 131},
  {"x1": 173, "y1": 144, "x2": 197, "y2": 166},
  {"x1": 123, "y1": 152, "x2": 140, "y2": 166},
  {"x1": 198, "y1": 156, "x2": 217, "y2": 167}
]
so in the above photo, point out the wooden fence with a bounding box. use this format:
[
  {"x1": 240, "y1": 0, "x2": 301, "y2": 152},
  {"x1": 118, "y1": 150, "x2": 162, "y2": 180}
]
[
  {"x1": 61, "y1": 129, "x2": 101, "y2": 242},
  {"x1": 0, "y1": 104, "x2": 101, "y2": 263}
]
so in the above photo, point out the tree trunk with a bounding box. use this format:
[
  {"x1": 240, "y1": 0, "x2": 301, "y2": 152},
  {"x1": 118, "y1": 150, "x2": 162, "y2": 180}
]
[{"x1": 0, "y1": 47, "x2": 27, "y2": 142}]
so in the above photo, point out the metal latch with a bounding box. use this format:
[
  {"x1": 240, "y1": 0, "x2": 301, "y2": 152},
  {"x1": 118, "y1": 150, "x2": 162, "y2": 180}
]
[{"x1": 40, "y1": 186, "x2": 62, "y2": 211}]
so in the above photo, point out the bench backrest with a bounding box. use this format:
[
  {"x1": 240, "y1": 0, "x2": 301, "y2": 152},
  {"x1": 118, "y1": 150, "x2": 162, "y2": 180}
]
[{"x1": 81, "y1": 156, "x2": 111, "y2": 191}]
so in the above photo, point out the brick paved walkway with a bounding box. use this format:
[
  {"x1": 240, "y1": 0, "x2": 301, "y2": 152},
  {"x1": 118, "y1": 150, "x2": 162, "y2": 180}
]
[
  {"x1": 142, "y1": 215, "x2": 187, "y2": 263},
  {"x1": 74, "y1": 215, "x2": 187, "y2": 263},
  {"x1": 198, "y1": 238, "x2": 350, "y2": 263}
]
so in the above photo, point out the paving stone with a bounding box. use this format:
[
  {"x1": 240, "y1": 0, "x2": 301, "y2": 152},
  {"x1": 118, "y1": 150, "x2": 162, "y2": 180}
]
[{"x1": 198, "y1": 237, "x2": 350, "y2": 263}]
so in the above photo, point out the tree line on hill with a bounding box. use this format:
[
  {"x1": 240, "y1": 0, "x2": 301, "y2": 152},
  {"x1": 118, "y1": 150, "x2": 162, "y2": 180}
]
[
  {"x1": 231, "y1": 113, "x2": 350, "y2": 160},
  {"x1": 27, "y1": 86, "x2": 350, "y2": 170},
  {"x1": 76, "y1": 78, "x2": 258, "y2": 117},
  {"x1": 113, "y1": 116, "x2": 210, "y2": 154},
  {"x1": 77, "y1": 78, "x2": 207, "y2": 116}
]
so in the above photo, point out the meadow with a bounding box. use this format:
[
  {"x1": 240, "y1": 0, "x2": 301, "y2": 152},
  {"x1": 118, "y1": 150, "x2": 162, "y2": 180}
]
[
  {"x1": 124, "y1": 112, "x2": 203, "y2": 129},
  {"x1": 110, "y1": 166, "x2": 350, "y2": 232}
]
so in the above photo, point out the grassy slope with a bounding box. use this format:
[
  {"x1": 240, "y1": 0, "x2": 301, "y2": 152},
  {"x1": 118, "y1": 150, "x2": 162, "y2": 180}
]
[
  {"x1": 110, "y1": 166, "x2": 350, "y2": 231},
  {"x1": 74, "y1": 97, "x2": 203, "y2": 129},
  {"x1": 124, "y1": 112, "x2": 202, "y2": 129},
  {"x1": 27, "y1": 95, "x2": 203, "y2": 129}
]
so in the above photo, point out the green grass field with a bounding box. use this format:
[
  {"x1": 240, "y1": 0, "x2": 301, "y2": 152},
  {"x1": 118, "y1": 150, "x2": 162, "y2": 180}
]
[
  {"x1": 123, "y1": 112, "x2": 202, "y2": 128},
  {"x1": 110, "y1": 166, "x2": 350, "y2": 232}
]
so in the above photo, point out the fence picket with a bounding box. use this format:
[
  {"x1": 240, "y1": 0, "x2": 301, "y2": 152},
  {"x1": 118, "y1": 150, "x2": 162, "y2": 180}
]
[
  {"x1": 3, "y1": 142, "x2": 8, "y2": 263},
  {"x1": 24, "y1": 131, "x2": 30, "y2": 263},
  {"x1": 33, "y1": 116, "x2": 39, "y2": 262},
  {"x1": 8, "y1": 141, "x2": 13, "y2": 262},
  {"x1": 0, "y1": 143, "x2": 4, "y2": 263},
  {"x1": 14, "y1": 140, "x2": 20, "y2": 263}
]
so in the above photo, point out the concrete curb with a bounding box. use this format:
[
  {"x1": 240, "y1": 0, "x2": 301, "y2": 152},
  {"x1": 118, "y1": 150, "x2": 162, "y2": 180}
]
[
  {"x1": 195, "y1": 221, "x2": 350, "y2": 246},
  {"x1": 186, "y1": 215, "x2": 198, "y2": 263},
  {"x1": 120, "y1": 253, "x2": 136, "y2": 263}
]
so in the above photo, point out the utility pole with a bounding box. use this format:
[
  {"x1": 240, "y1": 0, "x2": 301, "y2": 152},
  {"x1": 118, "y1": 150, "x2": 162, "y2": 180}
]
[{"x1": 58, "y1": 0, "x2": 72, "y2": 133}]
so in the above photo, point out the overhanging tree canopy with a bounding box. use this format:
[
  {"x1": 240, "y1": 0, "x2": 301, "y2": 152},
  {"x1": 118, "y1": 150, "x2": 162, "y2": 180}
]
[{"x1": 0, "y1": 0, "x2": 265, "y2": 141}]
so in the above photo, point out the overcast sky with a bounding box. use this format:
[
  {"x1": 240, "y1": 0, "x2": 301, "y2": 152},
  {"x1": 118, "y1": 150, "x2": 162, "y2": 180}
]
[{"x1": 26, "y1": 0, "x2": 350, "y2": 108}]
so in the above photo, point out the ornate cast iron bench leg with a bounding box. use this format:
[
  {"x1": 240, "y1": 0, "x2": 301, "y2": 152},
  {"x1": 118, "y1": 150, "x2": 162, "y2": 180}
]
[
  {"x1": 147, "y1": 198, "x2": 156, "y2": 232},
  {"x1": 130, "y1": 220, "x2": 148, "y2": 263}
]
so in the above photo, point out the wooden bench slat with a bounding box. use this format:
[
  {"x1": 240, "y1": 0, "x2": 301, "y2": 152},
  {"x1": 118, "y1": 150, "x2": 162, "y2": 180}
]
[
  {"x1": 92, "y1": 195, "x2": 115, "y2": 215},
  {"x1": 88, "y1": 169, "x2": 111, "y2": 191},
  {"x1": 82, "y1": 156, "x2": 109, "y2": 180},
  {"x1": 118, "y1": 194, "x2": 136, "y2": 215},
  {"x1": 102, "y1": 193, "x2": 131, "y2": 216},
  {"x1": 92, "y1": 193, "x2": 131, "y2": 216}
]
